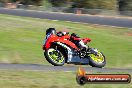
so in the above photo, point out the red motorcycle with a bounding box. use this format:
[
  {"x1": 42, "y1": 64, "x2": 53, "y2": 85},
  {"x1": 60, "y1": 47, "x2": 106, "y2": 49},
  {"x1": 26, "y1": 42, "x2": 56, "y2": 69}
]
[{"x1": 42, "y1": 28, "x2": 106, "y2": 68}]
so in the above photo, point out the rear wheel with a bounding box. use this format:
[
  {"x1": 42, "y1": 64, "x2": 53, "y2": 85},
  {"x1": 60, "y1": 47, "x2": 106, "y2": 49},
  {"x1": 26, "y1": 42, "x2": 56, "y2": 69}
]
[
  {"x1": 89, "y1": 49, "x2": 106, "y2": 68},
  {"x1": 44, "y1": 48, "x2": 65, "y2": 66}
]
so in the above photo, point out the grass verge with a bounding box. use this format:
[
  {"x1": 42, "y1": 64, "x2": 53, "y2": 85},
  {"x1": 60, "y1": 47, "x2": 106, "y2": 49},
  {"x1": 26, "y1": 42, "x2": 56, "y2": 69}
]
[
  {"x1": 0, "y1": 70, "x2": 131, "y2": 88},
  {"x1": 0, "y1": 14, "x2": 132, "y2": 68}
]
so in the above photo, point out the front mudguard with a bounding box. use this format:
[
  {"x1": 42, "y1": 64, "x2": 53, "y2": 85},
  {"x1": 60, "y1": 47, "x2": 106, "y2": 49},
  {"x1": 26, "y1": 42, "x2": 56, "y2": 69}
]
[{"x1": 51, "y1": 42, "x2": 72, "y2": 63}]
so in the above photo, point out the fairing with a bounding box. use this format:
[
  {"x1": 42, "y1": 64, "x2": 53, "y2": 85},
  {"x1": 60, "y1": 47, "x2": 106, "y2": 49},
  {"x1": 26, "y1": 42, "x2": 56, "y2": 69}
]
[{"x1": 43, "y1": 34, "x2": 79, "y2": 50}]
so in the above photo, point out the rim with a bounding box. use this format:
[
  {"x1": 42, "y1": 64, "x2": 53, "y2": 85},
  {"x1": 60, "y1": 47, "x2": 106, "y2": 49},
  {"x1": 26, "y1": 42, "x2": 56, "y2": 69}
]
[
  {"x1": 89, "y1": 51, "x2": 104, "y2": 63},
  {"x1": 47, "y1": 48, "x2": 64, "y2": 64}
]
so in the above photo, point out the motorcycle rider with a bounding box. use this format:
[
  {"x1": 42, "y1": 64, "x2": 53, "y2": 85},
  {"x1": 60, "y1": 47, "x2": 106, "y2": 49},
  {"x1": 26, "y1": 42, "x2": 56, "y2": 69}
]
[
  {"x1": 57, "y1": 31, "x2": 88, "y2": 50},
  {"x1": 70, "y1": 33, "x2": 88, "y2": 49},
  {"x1": 46, "y1": 28, "x2": 88, "y2": 49}
]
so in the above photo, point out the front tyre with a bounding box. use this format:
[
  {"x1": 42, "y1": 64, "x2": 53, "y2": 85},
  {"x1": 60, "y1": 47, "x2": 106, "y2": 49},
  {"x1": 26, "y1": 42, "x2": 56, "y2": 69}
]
[
  {"x1": 44, "y1": 48, "x2": 65, "y2": 66},
  {"x1": 89, "y1": 49, "x2": 106, "y2": 68}
]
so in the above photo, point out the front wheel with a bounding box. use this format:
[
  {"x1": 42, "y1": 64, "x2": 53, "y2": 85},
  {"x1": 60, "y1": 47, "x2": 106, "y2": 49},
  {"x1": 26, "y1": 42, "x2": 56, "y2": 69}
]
[
  {"x1": 89, "y1": 49, "x2": 106, "y2": 68},
  {"x1": 44, "y1": 48, "x2": 65, "y2": 66}
]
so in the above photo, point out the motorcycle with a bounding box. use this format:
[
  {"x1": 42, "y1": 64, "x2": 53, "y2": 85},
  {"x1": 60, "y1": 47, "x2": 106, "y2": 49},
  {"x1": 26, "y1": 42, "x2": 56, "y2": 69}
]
[{"x1": 42, "y1": 28, "x2": 106, "y2": 68}]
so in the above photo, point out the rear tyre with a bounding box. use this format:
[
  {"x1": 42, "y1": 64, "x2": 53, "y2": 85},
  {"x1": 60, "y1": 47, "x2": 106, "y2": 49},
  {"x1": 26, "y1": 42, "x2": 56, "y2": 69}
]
[
  {"x1": 89, "y1": 49, "x2": 106, "y2": 68},
  {"x1": 44, "y1": 48, "x2": 65, "y2": 66}
]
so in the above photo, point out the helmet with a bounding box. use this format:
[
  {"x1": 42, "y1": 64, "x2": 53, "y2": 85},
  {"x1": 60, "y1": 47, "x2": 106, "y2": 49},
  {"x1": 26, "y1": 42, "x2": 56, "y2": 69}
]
[{"x1": 46, "y1": 28, "x2": 56, "y2": 35}]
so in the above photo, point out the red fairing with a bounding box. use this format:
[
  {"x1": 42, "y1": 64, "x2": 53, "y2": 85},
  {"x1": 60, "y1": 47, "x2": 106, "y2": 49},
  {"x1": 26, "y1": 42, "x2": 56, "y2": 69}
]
[
  {"x1": 82, "y1": 38, "x2": 91, "y2": 44},
  {"x1": 44, "y1": 34, "x2": 79, "y2": 50}
]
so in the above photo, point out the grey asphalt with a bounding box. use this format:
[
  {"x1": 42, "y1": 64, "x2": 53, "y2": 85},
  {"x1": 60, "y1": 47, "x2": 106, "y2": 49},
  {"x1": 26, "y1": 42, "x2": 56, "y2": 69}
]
[
  {"x1": 0, "y1": 63, "x2": 132, "y2": 73},
  {"x1": 0, "y1": 8, "x2": 132, "y2": 28}
]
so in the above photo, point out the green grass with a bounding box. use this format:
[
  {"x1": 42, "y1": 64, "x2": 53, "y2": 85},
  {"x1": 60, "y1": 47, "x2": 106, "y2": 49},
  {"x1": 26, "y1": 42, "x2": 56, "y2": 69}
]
[
  {"x1": 0, "y1": 70, "x2": 131, "y2": 88},
  {"x1": 0, "y1": 14, "x2": 132, "y2": 68}
]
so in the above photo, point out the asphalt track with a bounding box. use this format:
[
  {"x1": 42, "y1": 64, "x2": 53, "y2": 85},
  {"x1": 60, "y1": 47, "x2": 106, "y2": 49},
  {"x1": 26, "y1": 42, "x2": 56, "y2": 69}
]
[
  {"x1": 0, "y1": 8, "x2": 132, "y2": 28},
  {"x1": 0, "y1": 63, "x2": 132, "y2": 73},
  {"x1": 0, "y1": 8, "x2": 132, "y2": 73}
]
